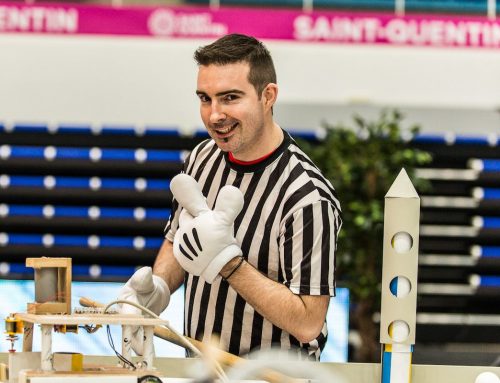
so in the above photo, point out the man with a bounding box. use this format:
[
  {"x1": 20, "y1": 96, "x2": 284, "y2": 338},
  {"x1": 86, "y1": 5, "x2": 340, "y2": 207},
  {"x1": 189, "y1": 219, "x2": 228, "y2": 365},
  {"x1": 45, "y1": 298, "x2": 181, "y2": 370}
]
[{"x1": 119, "y1": 34, "x2": 341, "y2": 360}]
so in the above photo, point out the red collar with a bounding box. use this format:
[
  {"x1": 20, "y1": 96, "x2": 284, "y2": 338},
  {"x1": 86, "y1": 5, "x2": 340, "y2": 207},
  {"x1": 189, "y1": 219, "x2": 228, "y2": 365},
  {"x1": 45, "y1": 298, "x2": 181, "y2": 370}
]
[{"x1": 228, "y1": 150, "x2": 275, "y2": 166}]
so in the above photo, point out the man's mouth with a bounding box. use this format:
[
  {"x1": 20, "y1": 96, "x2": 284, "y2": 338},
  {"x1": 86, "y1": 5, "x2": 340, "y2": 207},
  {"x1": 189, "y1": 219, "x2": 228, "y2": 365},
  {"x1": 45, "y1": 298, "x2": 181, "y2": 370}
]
[{"x1": 213, "y1": 122, "x2": 238, "y2": 138}]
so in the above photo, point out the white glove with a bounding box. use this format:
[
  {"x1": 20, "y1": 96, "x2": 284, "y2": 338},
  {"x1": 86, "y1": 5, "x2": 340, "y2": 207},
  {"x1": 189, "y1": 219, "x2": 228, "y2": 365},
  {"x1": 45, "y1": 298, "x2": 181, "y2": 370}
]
[
  {"x1": 170, "y1": 174, "x2": 244, "y2": 283},
  {"x1": 118, "y1": 266, "x2": 170, "y2": 354}
]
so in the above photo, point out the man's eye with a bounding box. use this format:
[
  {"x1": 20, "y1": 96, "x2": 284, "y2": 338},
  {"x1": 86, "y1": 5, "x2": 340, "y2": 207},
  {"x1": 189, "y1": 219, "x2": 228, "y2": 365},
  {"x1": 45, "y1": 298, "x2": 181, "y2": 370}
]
[
  {"x1": 224, "y1": 94, "x2": 238, "y2": 102},
  {"x1": 197, "y1": 94, "x2": 210, "y2": 102}
]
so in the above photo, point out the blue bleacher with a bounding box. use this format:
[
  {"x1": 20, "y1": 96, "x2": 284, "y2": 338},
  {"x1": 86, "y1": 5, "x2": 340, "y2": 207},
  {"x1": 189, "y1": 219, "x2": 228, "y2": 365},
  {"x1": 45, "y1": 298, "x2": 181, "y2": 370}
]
[
  {"x1": 1, "y1": 120, "x2": 499, "y2": 364},
  {"x1": 1, "y1": 204, "x2": 170, "y2": 220},
  {"x1": 414, "y1": 133, "x2": 499, "y2": 146},
  {"x1": 0, "y1": 122, "x2": 325, "y2": 277},
  {"x1": 482, "y1": 188, "x2": 500, "y2": 199},
  {"x1": 0, "y1": 175, "x2": 171, "y2": 191},
  {"x1": 2, "y1": 262, "x2": 137, "y2": 279},
  {"x1": 481, "y1": 246, "x2": 500, "y2": 258},
  {"x1": 0, "y1": 233, "x2": 162, "y2": 249},
  {"x1": 2, "y1": 145, "x2": 183, "y2": 162}
]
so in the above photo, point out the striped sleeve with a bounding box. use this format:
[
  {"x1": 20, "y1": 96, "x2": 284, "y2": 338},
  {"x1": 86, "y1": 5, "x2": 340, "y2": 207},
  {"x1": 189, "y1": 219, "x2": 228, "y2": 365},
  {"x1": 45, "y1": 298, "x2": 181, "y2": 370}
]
[
  {"x1": 163, "y1": 146, "x2": 197, "y2": 241},
  {"x1": 280, "y1": 200, "x2": 339, "y2": 296},
  {"x1": 164, "y1": 198, "x2": 180, "y2": 242}
]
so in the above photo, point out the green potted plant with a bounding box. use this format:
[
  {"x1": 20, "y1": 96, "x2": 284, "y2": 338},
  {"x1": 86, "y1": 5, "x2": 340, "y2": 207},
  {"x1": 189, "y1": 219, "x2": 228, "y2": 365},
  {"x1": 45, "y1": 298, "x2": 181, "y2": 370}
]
[{"x1": 299, "y1": 110, "x2": 432, "y2": 362}]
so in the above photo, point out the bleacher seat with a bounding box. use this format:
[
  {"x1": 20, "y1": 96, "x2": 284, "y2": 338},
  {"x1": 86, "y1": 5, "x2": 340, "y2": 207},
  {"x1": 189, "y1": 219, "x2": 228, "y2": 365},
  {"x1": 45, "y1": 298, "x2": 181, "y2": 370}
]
[
  {"x1": 1, "y1": 122, "x2": 499, "y2": 363},
  {"x1": 411, "y1": 132, "x2": 500, "y2": 364},
  {"x1": 0, "y1": 123, "x2": 203, "y2": 280},
  {"x1": 0, "y1": 123, "x2": 320, "y2": 280}
]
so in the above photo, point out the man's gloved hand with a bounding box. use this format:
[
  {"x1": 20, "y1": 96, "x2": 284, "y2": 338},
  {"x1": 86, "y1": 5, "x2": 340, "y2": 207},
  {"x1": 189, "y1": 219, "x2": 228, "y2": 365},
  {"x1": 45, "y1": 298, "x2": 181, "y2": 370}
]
[
  {"x1": 117, "y1": 266, "x2": 170, "y2": 355},
  {"x1": 170, "y1": 174, "x2": 244, "y2": 283}
]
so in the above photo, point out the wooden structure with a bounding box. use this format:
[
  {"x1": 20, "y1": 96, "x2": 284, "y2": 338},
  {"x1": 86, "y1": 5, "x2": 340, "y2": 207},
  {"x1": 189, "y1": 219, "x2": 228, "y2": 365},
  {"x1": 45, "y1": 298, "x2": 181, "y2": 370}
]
[
  {"x1": 14, "y1": 312, "x2": 168, "y2": 372},
  {"x1": 25, "y1": 258, "x2": 72, "y2": 315}
]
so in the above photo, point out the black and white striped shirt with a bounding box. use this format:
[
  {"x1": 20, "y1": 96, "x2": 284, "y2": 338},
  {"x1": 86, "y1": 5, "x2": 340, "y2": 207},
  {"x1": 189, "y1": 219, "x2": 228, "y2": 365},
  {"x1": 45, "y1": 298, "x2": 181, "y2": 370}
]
[{"x1": 165, "y1": 131, "x2": 341, "y2": 360}]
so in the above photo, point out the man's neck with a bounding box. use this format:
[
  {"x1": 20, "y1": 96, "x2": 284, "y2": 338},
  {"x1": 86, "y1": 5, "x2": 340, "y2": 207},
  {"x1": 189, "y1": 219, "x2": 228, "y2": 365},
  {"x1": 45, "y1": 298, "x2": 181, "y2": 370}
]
[{"x1": 231, "y1": 122, "x2": 283, "y2": 162}]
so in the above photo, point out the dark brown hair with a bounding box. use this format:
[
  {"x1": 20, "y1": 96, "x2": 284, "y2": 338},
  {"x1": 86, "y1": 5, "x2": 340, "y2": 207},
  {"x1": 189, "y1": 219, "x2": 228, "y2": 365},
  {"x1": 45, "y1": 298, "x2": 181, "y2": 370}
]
[{"x1": 194, "y1": 34, "x2": 277, "y2": 98}]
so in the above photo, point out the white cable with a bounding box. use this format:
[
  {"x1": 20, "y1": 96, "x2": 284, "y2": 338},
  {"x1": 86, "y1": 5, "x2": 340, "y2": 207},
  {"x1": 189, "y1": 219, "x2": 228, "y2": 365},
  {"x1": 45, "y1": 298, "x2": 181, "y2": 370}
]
[{"x1": 104, "y1": 299, "x2": 228, "y2": 382}]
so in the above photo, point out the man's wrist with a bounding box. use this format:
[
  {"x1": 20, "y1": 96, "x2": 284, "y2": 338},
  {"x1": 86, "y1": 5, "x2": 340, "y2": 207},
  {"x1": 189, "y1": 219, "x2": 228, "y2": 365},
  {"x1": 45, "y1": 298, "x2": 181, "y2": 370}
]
[{"x1": 220, "y1": 256, "x2": 245, "y2": 280}]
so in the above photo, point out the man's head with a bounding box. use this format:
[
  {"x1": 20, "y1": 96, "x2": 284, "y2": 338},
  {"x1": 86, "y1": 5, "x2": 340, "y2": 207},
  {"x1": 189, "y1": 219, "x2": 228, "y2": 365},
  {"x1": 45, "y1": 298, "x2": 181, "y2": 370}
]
[
  {"x1": 194, "y1": 34, "x2": 277, "y2": 99},
  {"x1": 194, "y1": 34, "x2": 281, "y2": 161}
]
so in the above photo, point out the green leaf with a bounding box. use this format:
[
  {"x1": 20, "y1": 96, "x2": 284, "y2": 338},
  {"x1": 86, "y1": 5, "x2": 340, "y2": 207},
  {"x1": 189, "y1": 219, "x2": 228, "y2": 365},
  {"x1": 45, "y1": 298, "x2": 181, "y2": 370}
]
[{"x1": 297, "y1": 109, "x2": 432, "y2": 306}]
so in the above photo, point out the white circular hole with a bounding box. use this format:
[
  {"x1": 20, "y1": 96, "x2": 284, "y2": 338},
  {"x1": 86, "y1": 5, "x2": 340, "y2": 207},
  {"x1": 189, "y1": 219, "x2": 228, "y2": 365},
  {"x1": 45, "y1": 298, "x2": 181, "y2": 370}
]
[
  {"x1": 475, "y1": 372, "x2": 500, "y2": 383},
  {"x1": 391, "y1": 232, "x2": 413, "y2": 254},
  {"x1": 390, "y1": 276, "x2": 411, "y2": 298},
  {"x1": 389, "y1": 320, "x2": 410, "y2": 343}
]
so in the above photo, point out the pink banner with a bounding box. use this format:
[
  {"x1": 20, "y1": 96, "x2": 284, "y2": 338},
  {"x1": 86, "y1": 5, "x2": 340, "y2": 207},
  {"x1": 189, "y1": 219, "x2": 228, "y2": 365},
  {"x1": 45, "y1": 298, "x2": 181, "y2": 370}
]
[{"x1": 1, "y1": 2, "x2": 500, "y2": 48}]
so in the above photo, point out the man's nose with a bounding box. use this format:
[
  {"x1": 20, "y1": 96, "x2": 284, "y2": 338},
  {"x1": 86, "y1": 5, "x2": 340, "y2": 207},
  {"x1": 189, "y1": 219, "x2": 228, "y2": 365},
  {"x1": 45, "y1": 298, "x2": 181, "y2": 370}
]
[{"x1": 209, "y1": 103, "x2": 226, "y2": 124}]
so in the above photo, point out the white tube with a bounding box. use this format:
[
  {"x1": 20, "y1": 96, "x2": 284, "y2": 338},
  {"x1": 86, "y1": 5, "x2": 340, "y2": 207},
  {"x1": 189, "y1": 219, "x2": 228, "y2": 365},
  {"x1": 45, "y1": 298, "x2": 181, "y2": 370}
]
[
  {"x1": 40, "y1": 324, "x2": 53, "y2": 371},
  {"x1": 121, "y1": 325, "x2": 133, "y2": 366},
  {"x1": 22, "y1": 322, "x2": 34, "y2": 352},
  {"x1": 35, "y1": 268, "x2": 58, "y2": 303},
  {"x1": 142, "y1": 326, "x2": 155, "y2": 369}
]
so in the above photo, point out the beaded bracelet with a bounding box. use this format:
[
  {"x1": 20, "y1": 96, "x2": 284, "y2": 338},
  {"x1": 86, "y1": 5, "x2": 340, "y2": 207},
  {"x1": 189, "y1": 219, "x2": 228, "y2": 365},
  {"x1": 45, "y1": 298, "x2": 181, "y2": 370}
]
[{"x1": 224, "y1": 256, "x2": 245, "y2": 281}]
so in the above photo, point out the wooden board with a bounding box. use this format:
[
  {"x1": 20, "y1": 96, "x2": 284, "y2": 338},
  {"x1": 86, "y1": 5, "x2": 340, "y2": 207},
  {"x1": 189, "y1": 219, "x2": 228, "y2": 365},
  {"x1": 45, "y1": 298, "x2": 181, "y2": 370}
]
[
  {"x1": 21, "y1": 366, "x2": 164, "y2": 376},
  {"x1": 15, "y1": 313, "x2": 168, "y2": 326},
  {"x1": 27, "y1": 302, "x2": 67, "y2": 315},
  {"x1": 26, "y1": 258, "x2": 71, "y2": 268},
  {"x1": 19, "y1": 365, "x2": 164, "y2": 383},
  {"x1": 3, "y1": 354, "x2": 500, "y2": 383},
  {"x1": 8, "y1": 352, "x2": 42, "y2": 383}
]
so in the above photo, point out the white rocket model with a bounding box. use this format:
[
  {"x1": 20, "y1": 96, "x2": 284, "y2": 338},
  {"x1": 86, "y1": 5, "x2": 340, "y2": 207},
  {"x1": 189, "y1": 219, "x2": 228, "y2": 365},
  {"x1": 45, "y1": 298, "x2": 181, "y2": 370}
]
[{"x1": 379, "y1": 168, "x2": 420, "y2": 383}]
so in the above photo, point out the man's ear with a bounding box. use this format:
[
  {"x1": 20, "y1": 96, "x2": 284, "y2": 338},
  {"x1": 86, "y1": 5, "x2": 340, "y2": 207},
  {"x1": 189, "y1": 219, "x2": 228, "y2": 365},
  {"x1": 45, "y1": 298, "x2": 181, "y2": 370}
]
[{"x1": 261, "y1": 83, "x2": 278, "y2": 111}]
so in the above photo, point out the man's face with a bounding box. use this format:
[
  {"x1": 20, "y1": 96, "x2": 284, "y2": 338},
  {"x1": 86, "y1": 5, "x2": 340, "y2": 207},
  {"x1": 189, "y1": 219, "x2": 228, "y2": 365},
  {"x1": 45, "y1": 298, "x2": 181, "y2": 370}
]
[{"x1": 196, "y1": 62, "x2": 269, "y2": 160}]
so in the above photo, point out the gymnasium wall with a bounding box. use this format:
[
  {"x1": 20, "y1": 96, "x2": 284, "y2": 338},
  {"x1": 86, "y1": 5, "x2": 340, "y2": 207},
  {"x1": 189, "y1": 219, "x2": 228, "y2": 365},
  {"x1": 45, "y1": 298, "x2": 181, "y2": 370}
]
[{"x1": 1, "y1": 3, "x2": 500, "y2": 134}]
